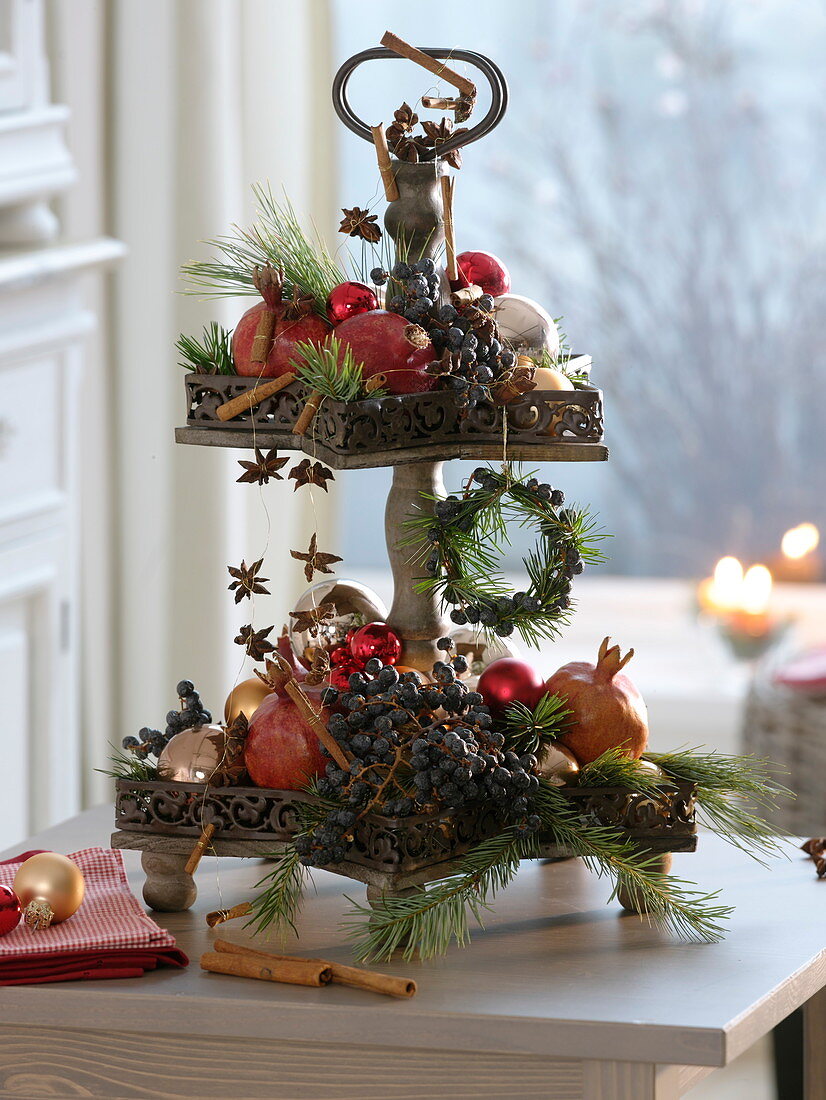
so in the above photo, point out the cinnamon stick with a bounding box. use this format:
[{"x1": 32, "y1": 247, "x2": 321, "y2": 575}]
[
  {"x1": 422, "y1": 95, "x2": 461, "y2": 111},
  {"x1": 206, "y1": 902, "x2": 252, "y2": 928},
  {"x1": 185, "y1": 823, "x2": 215, "y2": 875},
  {"x1": 381, "y1": 31, "x2": 475, "y2": 97},
  {"x1": 281, "y1": 678, "x2": 351, "y2": 770},
  {"x1": 251, "y1": 310, "x2": 277, "y2": 364},
  {"x1": 371, "y1": 123, "x2": 400, "y2": 202},
  {"x1": 216, "y1": 372, "x2": 296, "y2": 422},
  {"x1": 200, "y1": 951, "x2": 332, "y2": 988},
  {"x1": 293, "y1": 389, "x2": 323, "y2": 436},
  {"x1": 213, "y1": 940, "x2": 417, "y2": 999},
  {"x1": 440, "y1": 175, "x2": 457, "y2": 281}
]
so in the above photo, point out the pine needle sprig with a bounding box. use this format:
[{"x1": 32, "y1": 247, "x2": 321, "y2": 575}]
[
  {"x1": 99, "y1": 745, "x2": 160, "y2": 783},
  {"x1": 245, "y1": 845, "x2": 308, "y2": 940},
  {"x1": 343, "y1": 827, "x2": 534, "y2": 962},
  {"x1": 176, "y1": 322, "x2": 235, "y2": 374},
  {"x1": 181, "y1": 184, "x2": 345, "y2": 314},
  {"x1": 502, "y1": 694, "x2": 570, "y2": 756},
  {"x1": 577, "y1": 747, "x2": 666, "y2": 793},
  {"x1": 533, "y1": 781, "x2": 733, "y2": 942},
  {"x1": 646, "y1": 748, "x2": 793, "y2": 863},
  {"x1": 291, "y1": 336, "x2": 385, "y2": 401}
]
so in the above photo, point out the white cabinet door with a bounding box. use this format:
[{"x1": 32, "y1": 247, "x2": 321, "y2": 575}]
[{"x1": 0, "y1": 0, "x2": 42, "y2": 115}]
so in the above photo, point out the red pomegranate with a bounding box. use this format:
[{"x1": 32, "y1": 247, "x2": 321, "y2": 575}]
[
  {"x1": 233, "y1": 301, "x2": 331, "y2": 378},
  {"x1": 334, "y1": 310, "x2": 435, "y2": 394},
  {"x1": 546, "y1": 637, "x2": 649, "y2": 764},
  {"x1": 245, "y1": 683, "x2": 329, "y2": 789}
]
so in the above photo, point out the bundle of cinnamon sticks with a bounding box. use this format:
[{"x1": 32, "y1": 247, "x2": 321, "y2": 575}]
[{"x1": 201, "y1": 939, "x2": 417, "y2": 999}]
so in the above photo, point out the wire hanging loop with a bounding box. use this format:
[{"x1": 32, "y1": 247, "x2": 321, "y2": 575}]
[{"x1": 331, "y1": 46, "x2": 508, "y2": 159}]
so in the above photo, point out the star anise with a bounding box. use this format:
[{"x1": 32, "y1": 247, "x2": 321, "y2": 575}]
[
  {"x1": 237, "y1": 448, "x2": 289, "y2": 485},
  {"x1": 421, "y1": 119, "x2": 468, "y2": 169},
  {"x1": 386, "y1": 102, "x2": 419, "y2": 148},
  {"x1": 303, "y1": 648, "x2": 331, "y2": 687},
  {"x1": 227, "y1": 558, "x2": 270, "y2": 604},
  {"x1": 339, "y1": 207, "x2": 382, "y2": 243},
  {"x1": 289, "y1": 459, "x2": 334, "y2": 492},
  {"x1": 234, "y1": 624, "x2": 276, "y2": 662},
  {"x1": 210, "y1": 713, "x2": 249, "y2": 787},
  {"x1": 284, "y1": 285, "x2": 315, "y2": 320},
  {"x1": 290, "y1": 533, "x2": 343, "y2": 583},
  {"x1": 289, "y1": 603, "x2": 337, "y2": 637}
]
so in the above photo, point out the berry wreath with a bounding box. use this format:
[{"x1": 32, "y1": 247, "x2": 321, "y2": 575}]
[{"x1": 406, "y1": 465, "x2": 604, "y2": 646}]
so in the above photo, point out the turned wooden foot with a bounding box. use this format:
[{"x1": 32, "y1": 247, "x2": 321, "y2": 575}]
[
  {"x1": 617, "y1": 851, "x2": 673, "y2": 914},
  {"x1": 141, "y1": 851, "x2": 197, "y2": 912}
]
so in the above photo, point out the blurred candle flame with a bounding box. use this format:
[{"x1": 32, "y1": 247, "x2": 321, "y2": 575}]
[
  {"x1": 781, "y1": 523, "x2": 819, "y2": 561},
  {"x1": 703, "y1": 555, "x2": 744, "y2": 612},
  {"x1": 740, "y1": 564, "x2": 773, "y2": 615}
]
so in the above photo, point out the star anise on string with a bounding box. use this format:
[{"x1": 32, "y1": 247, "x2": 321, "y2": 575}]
[
  {"x1": 211, "y1": 713, "x2": 249, "y2": 787},
  {"x1": 289, "y1": 458, "x2": 335, "y2": 492},
  {"x1": 227, "y1": 558, "x2": 270, "y2": 604},
  {"x1": 290, "y1": 533, "x2": 343, "y2": 583},
  {"x1": 303, "y1": 648, "x2": 331, "y2": 687},
  {"x1": 284, "y1": 285, "x2": 315, "y2": 320},
  {"x1": 421, "y1": 119, "x2": 468, "y2": 169},
  {"x1": 237, "y1": 448, "x2": 289, "y2": 485},
  {"x1": 386, "y1": 102, "x2": 419, "y2": 148},
  {"x1": 801, "y1": 838, "x2": 826, "y2": 878},
  {"x1": 339, "y1": 207, "x2": 382, "y2": 243},
  {"x1": 234, "y1": 623, "x2": 276, "y2": 662},
  {"x1": 289, "y1": 602, "x2": 337, "y2": 637}
]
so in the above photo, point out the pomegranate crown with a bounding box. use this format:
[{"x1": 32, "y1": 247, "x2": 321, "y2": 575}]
[
  {"x1": 596, "y1": 636, "x2": 635, "y2": 680},
  {"x1": 251, "y1": 264, "x2": 284, "y2": 310}
]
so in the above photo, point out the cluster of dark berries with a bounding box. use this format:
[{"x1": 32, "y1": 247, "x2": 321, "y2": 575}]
[
  {"x1": 293, "y1": 654, "x2": 541, "y2": 868},
  {"x1": 371, "y1": 259, "x2": 517, "y2": 416},
  {"x1": 122, "y1": 679, "x2": 212, "y2": 760}
]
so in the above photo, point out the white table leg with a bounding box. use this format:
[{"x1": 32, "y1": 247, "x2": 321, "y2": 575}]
[
  {"x1": 805, "y1": 987, "x2": 826, "y2": 1100},
  {"x1": 582, "y1": 1061, "x2": 681, "y2": 1099}
]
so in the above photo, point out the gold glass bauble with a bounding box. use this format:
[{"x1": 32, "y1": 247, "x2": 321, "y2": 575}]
[
  {"x1": 157, "y1": 724, "x2": 226, "y2": 783},
  {"x1": 224, "y1": 678, "x2": 272, "y2": 724},
  {"x1": 13, "y1": 852, "x2": 85, "y2": 931},
  {"x1": 536, "y1": 742, "x2": 580, "y2": 786},
  {"x1": 637, "y1": 759, "x2": 668, "y2": 782},
  {"x1": 449, "y1": 628, "x2": 520, "y2": 678},
  {"x1": 394, "y1": 665, "x2": 433, "y2": 683},
  {"x1": 289, "y1": 579, "x2": 388, "y2": 670},
  {"x1": 532, "y1": 366, "x2": 574, "y2": 391}
]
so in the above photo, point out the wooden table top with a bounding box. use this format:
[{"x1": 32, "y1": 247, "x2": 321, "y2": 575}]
[{"x1": 1, "y1": 806, "x2": 822, "y2": 1070}]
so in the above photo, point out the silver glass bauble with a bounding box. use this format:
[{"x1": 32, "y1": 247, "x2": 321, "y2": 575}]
[
  {"x1": 493, "y1": 293, "x2": 560, "y2": 358},
  {"x1": 449, "y1": 627, "x2": 520, "y2": 678},
  {"x1": 289, "y1": 578, "x2": 388, "y2": 670}
]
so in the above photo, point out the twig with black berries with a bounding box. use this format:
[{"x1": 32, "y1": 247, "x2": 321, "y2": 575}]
[{"x1": 404, "y1": 464, "x2": 605, "y2": 646}]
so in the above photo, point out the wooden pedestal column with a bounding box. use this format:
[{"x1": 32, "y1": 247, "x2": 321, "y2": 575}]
[{"x1": 384, "y1": 461, "x2": 451, "y2": 673}]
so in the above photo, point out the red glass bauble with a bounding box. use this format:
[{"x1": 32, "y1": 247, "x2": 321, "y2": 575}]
[
  {"x1": 349, "y1": 622, "x2": 403, "y2": 666},
  {"x1": 0, "y1": 884, "x2": 22, "y2": 937},
  {"x1": 455, "y1": 250, "x2": 511, "y2": 297},
  {"x1": 329, "y1": 662, "x2": 360, "y2": 691},
  {"x1": 326, "y1": 281, "x2": 380, "y2": 325},
  {"x1": 329, "y1": 645, "x2": 352, "y2": 667},
  {"x1": 477, "y1": 657, "x2": 546, "y2": 719}
]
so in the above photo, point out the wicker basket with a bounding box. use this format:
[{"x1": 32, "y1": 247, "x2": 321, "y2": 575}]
[{"x1": 742, "y1": 656, "x2": 826, "y2": 835}]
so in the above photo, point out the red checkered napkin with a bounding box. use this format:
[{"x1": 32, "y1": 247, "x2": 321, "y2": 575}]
[{"x1": 0, "y1": 847, "x2": 178, "y2": 957}]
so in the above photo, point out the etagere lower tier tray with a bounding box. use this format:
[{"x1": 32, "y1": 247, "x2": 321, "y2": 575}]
[
  {"x1": 175, "y1": 366, "x2": 608, "y2": 469},
  {"x1": 112, "y1": 777, "x2": 696, "y2": 914}
]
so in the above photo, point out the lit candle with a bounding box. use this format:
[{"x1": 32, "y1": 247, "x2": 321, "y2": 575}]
[
  {"x1": 697, "y1": 556, "x2": 744, "y2": 614},
  {"x1": 772, "y1": 523, "x2": 822, "y2": 583}
]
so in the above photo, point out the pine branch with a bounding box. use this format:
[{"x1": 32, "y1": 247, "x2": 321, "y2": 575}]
[
  {"x1": 291, "y1": 336, "x2": 385, "y2": 401},
  {"x1": 502, "y1": 694, "x2": 570, "y2": 756},
  {"x1": 245, "y1": 845, "x2": 308, "y2": 940},
  {"x1": 176, "y1": 322, "x2": 235, "y2": 374},
  {"x1": 344, "y1": 828, "x2": 532, "y2": 962},
  {"x1": 577, "y1": 747, "x2": 665, "y2": 793},
  {"x1": 645, "y1": 747, "x2": 793, "y2": 863},
  {"x1": 98, "y1": 745, "x2": 159, "y2": 783},
  {"x1": 181, "y1": 184, "x2": 345, "y2": 314},
  {"x1": 533, "y1": 782, "x2": 733, "y2": 941}
]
